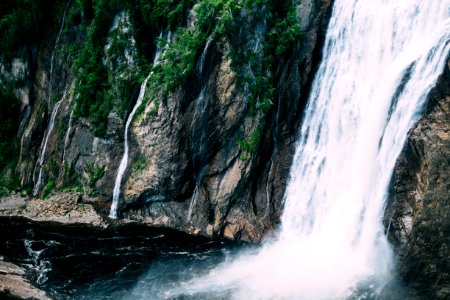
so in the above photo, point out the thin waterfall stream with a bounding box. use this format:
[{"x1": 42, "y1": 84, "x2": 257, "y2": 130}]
[
  {"x1": 48, "y1": 3, "x2": 67, "y2": 100},
  {"x1": 109, "y1": 32, "x2": 170, "y2": 219},
  {"x1": 108, "y1": 75, "x2": 152, "y2": 219},
  {"x1": 187, "y1": 36, "x2": 213, "y2": 222},
  {"x1": 33, "y1": 87, "x2": 70, "y2": 196},
  {"x1": 31, "y1": 8, "x2": 68, "y2": 196}
]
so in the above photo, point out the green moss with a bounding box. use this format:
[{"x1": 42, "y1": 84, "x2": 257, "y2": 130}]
[
  {"x1": 146, "y1": 0, "x2": 247, "y2": 103},
  {"x1": 0, "y1": 175, "x2": 21, "y2": 197},
  {"x1": 70, "y1": 0, "x2": 196, "y2": 136},
  {"x1": 237, "y1": 127, "x2": 262, "y2": 159},
  {"x1": 267, "y1": 7, "x2": 301, "y2": 57},
  {"x1": 58, "y1": 163, "x2": 84, "y2": 195}
]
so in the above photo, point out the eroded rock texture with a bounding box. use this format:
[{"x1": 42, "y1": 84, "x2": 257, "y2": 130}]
[
  {"x1": 0, "y1": 0, "x2": 334, "y2": 242},
  {"x1": 386, "y1": 58, "x2": 450, "y2": 298}
]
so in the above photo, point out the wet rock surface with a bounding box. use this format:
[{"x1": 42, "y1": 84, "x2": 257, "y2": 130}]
[
  {"x1": 119, "y1": 0, "x2": 335, "y2": 242},
  {"x1": 386, "y1": 58, "x2": 450, "y2": 298},
  {"x1": 0, "y1": 258, "x2": 51, "y2": 300},
  {"x1": 0, "y1": 217, "x2": 235, "y2": 300}
]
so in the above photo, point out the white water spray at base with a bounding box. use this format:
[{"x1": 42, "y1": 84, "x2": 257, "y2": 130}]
[{"x1": 169, "y1": 0, "x2": 450, "y2": 299}]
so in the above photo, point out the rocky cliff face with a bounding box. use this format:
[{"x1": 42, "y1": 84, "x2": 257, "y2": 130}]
[
  {"x1": 385, "y1": 57, "x2": 450, "y2": 298},
  {"x1": 2, "y1": 0, "x2": 450, "y2": 297},
  {"x1": 0, "y1": 0, "x2": 333, "y2": 241},
  {"x1": 120, "y1": 0, "x2": 334, "y2": 241}
]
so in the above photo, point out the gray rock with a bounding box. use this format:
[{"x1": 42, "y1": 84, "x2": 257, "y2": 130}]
[{"x1": 0, "y1": 259, "x2": 51, "y2": 300}]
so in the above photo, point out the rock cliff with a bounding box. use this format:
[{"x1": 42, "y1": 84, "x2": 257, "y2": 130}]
[
  {"x1": 385, "y1": 57, "x2": 450, "y2": 298},
  {"x1": 0, "y1": 0, "x2": 333, "y2": 242}
]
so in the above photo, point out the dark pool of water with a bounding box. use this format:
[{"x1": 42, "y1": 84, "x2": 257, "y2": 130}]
[
  {"x1": 0, "y1": 217, "x2": 418, "y2": 300},
  {"x1": 0, "y1": 217, "x2": 242, "y2": 299}
]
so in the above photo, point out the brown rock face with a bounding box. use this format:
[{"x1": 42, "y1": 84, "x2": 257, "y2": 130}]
[{"x1": 385, "y1": 58, "x2": 450, "y2": 298}]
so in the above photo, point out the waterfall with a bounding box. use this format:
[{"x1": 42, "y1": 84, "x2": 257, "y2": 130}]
[
  {"x1": 48, "y1": 4, "x2": 67, "y2": 100},
  {"x1": 197, "y1": 36, "x2": 213, "y2": 76},
  {"x1": 109, "y1": 32, "x2": 170, "y2": 219},
  {"x1": 187, "y1": 37, "x2": 213, "y2": 222},
  {"x1": 187, "y1": 88, "x2": 207, "y2": 222},
  {"x1": 109, "y1": 75, "x2": 151, "y2": 219},
  {"x1": 187, "y1": 185, "x2": 200, "y2": 222},
  {"x1": 60, "y1": 82, "x2": 76, "y2": 172},
  {"x1": 175, "y1": 1, "x2": 450, "y2": 298},
  {"x1": 33, "y1": 88, "x2": 69, "y2": 196},
  {"x1": 59, "y1": 107, "x2": 74, "y2": 180}
]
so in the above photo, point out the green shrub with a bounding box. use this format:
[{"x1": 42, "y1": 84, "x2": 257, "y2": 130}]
[
  {"x1": 0, "y1": 88, "x2": 20, "y2": 171},
  {"x1": 133, "y1": 159, "x2": 147, "y2": 172},
  {"x1": 267, "y1": 7, "x2": 301, "y2": 57},
  {"x1": 0, "y1": 0, "x2": 55, "y2": 59},
  {"x1": 237, "y1": 127, "x2": 262, "y2": 159}
]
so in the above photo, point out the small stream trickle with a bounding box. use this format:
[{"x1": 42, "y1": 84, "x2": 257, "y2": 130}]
[
  {"x1": 33, "y1": 87, "x2": 70, "y2": 196},
  {"x1": 187, "y1": 37, "x2": 214, "y2": 223},
  {"x1": 109, "y1": 31, "x2": 171, "y2": 219}
]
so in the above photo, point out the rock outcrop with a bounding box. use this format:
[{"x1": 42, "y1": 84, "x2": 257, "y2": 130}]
[
  {"x1": 0, "y1": 193, "x2": 107, "y2": 228},
  {"x1": 385, "y1": 58, "x2": 450, "y2": 298},
  {"x1": 0, "y1": 258, "x2": 50, "y2": 300}
]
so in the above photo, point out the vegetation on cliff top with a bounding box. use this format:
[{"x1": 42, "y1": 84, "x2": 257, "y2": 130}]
[{"x1": 68, "y1": 0, "x2": 302, "y2": 136}]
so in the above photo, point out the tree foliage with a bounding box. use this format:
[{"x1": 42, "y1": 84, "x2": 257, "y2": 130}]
[
  {"x1": 0, "y1": 0, "x2": 58, "y2": 59},
  {"x1": 0, "y1": 89, "x2": 20, "y2": 170}
]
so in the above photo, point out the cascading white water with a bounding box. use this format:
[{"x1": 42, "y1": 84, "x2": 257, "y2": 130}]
[
  {"x1": 59, "y1": 83, "x2": 75, "y2": 172},
  {"x1": 187, "y1": 185, "x2": 200, "y2": 222},
  {"x1": 197, "y1": 36, "x2": 213, "y2": 75},
  {"x1": 109, "y1": 32, "x2": 171, "y2": 219},
  {"x1": 171, "y1": 1, "x2": 450, "y2": 299},
  {"x1": 33, "y1": 88, "x2": 69, "y2": 196}
]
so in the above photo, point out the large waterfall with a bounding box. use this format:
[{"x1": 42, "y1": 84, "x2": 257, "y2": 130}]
[{"x1": 171, "y1": 0, "x2": 450, "y2": 299}]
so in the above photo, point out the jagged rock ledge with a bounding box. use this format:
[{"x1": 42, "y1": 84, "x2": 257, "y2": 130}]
[
  {"x1": 0, "y1": 192, "x2": 250, "y2": 242},
  {"x1": 0, "y1": 193, "x2": 108, "y2": 229}
]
